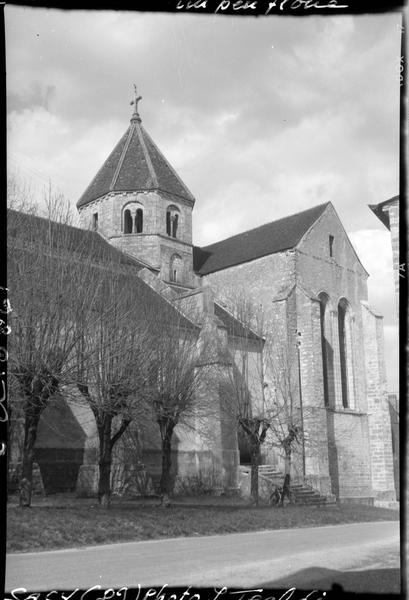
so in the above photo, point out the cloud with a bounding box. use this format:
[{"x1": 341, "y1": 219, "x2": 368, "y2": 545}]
[
  {"x1": 7, "y1": 104, "x2": 125, "y2": 204},
  {"x1": 349, "y1": 229, "x2": 396, "y2": 318},
  {"x1": 6, "y1": 7, "x2": 400, "y2": 389},
  {"x1": 349, "y1": 228, "x2": 398, "y2": 391}
]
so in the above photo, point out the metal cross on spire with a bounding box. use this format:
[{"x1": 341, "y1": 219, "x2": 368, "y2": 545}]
[{"x1": 130, "y1": 84, "x2": 142, "y2": 121}]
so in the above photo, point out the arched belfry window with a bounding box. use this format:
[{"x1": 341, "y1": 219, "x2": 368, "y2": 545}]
[
  {"x1": 169, "y1": 254, "x2": 182, "y2": 283},
  {"x1": 338, "y1": 298, "x2": 355, "y2": 409},
  {"x1": 166, "y1": 205, "x2": 180, "y2": 238},
  {"x1": 319, "y1": 293, "x2": 335, "y2": 408},
  {"x1": 124, "y1": 209, "x2": 133, "y2": 234},
  {"x1": 122, "y1": 203, "x2": 143, "y2": 234},
  {"x1": 135, "y1": 208, "x2": 143, "y2": 233}
]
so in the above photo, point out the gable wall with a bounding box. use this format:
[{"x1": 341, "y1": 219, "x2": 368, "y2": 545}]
[
  {"x1": 296, "y1": 205, "x2": 369, "y2": 414},
  {"x1": 296, "y1": 205, "x2": 368, "y2": 306},
  {"x1": 201, "y1": 207, "x2": 389, "y2": 500}
]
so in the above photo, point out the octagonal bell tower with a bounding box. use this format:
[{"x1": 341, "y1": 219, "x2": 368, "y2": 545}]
[{"x1": 77, "y1": 86, "x2": 196, "y2": 289}]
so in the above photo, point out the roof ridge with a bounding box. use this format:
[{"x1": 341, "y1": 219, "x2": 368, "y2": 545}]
[
  {"x1": 76, "y1": 128, "x2": 129, "y2": 208},
  {"x1": 110, "y1": 124, "x2": 136, "y2": 190},
  {"x1": 77, "y1": 120, "x2": 195, "y2": 208},
  {"x1": 194, "y1": 202, "x2": 332, "y2": 276},
  {"x1": 214, "y1": 300, "x2": 264, "y2": 341},
  {"x1": 136, "y1": 124, "x2": 159, "y2": 187},
  {"x1": 8, "y1": 207, "x2": 90, "y2": 235},
  {"x1": 141, "y1": 125, "x2": 195, "y2": 203},
  {"x1": 200, "y1": 202, "x2": 330, "y2": 251}
]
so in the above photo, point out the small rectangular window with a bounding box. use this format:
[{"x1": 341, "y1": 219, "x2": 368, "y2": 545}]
[
  {"x1": 329, "y1": 235, "x2": 334, "y2": 257},
  {"x1": 92, "y1": 213, "x2": 98, "y2": 231}
]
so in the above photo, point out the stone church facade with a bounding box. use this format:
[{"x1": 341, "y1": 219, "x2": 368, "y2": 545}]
[{"x1": 25, "y1": 93, "x2": 396, "y2": 504}]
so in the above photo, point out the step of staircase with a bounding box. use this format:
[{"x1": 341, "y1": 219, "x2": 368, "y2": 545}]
[{"x1": 255, "y1": 465, "x2": 336, "y2": 506}]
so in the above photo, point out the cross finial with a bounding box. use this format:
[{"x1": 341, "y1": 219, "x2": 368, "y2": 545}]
[{"x1": 130, "y1": 84, "x2": 142, "y2": 122}]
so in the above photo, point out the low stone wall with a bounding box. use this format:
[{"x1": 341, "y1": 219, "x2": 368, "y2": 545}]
[
  {"x1": 338, "y1": 496, "x2": 374, "y2": 506},
  {"x1": 239, "y1": 467, "x2": 275, "y2": 501},
  {"x1": 76, "y1": 450, "x2": 233, "y2": 497}
]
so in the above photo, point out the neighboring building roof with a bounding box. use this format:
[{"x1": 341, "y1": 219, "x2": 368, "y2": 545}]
[
  {"x1": 193, "y1": 203, "x2": 330, "y2": 275},
  {"x1": 388, "y1": 392, "x2": 399, "y2": 415},
  {"x1": 368, "y1": 195, "x2": 399, "y2": 230},
  {"x1": 77, "y1": 105, "x2": 195, "y2": 208}
]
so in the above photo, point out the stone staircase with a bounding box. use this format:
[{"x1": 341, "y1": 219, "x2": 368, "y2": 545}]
[{"x1": 257, "y1": 465, "x2": 337, "y2": 506}]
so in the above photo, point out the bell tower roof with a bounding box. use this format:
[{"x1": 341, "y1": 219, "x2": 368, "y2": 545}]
[{"x1": 77, "y1": 86, "x2": 195, "y2": 209}]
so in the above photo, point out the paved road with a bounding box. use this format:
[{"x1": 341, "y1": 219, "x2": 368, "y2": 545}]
[{"x1": 6, "y1": 521, "x2": 400, "y2": 593}]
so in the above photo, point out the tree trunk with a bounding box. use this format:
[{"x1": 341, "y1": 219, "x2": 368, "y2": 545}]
[
  {"x1": 19, "y1": 402, "x2": 41, "y2": 507},
  {"x1": 284, "y1": 447, "x2": 291, "y2": 477},
  {"x1": 250, "y1": 439, "x2": 260, "y2": 506},
  {"x1": 281, "y1": 447, "x2": 292, "y2": 506},
  {"x1": 98, "y1": 416, "x2": 113, "y2": 508},
  {"x1": 159, "y1": 424, "x2": 174, "y2": 506}
]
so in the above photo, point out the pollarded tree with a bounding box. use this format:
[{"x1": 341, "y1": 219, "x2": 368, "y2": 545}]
[
  {"x1": 7, "y1": 200, "x2": 104, "y2": 507},
  {"x1": 216, "y1": 290, "x2": 311, "y2": 505},
  {"x1": 263, "y1": 327, "x2": 307, "y2": 499},
  {"x1": 74, "y1": 272, "x2": 157, "y2": 508},
  {"x1": 144, "y1": 302, "x2": 215, "y2": 506},
  {"x1": 216, "y1": 293, "x2": 271, "y2": 506}
]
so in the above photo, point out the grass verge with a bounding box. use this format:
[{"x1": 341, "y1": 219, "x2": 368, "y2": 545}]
[{"x1": 7, "y1": 497, "x2": 399, "y2": 553}]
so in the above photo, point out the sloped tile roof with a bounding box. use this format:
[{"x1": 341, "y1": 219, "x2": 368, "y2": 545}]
[
  {"x1": 36, "y1": 397, "x2": 86, "y2": 449},
  {"x1": 214, "y1": 302, "x2": 263, "y2": 341},
  {"x1": 8, "y1": 209, "x2": 145, "y2": 270},
  {"x1": 77, "y1": 119, "x2": 195, "y2": 208},
  {"x1": 193, "y1": 203, "x2": 330, "y2": 275},
  {"x1": 8, "y1": 209, "x2": 200, "y2": 332}
]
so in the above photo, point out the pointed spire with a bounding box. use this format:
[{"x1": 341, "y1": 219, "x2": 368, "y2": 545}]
[
  {"x1": 77, "y1": 86, "x2": 196, "y2": 208},
  {"x1": 130, "y1": 84, "x2": 142, "y2": 123}
]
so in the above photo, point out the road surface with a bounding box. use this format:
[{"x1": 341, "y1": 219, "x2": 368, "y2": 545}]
[{"x1": 6, "y1": 521, "x2": 400, "y2": 593}]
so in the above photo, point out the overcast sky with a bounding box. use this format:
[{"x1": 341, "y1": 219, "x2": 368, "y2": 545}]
[{"x1": 5, "y1": 7, "x2": 401, "y2": 389}]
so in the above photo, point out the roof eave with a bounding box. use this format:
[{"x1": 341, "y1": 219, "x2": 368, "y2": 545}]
[
  {"x1": 197, "y1": 246, "x2": 294, "y2": 276},
  {"x1": 77, "y1": 186, "x2": 195, "y2": 211}
]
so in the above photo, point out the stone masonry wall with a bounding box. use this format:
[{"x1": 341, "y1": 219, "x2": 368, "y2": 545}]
[
  {"x1": 295, "y1": 205, "x2": 376, "y2": 499},
  {"x1": 202, "y1": 204, "x2": 389, "y2": 500},
  {"x1": 78, "y1": 190, "x2": 194, "y2": 285},
  {"x1": 79, "y1": 191, "x2": 192, "y2": 242},
  {"x1": 293, "y1": 286, "x2": 331, "y2": 495},
  {"x1": 361, "y1": 302, "x2": 395, "y2": 500},
  {"x1": 296, "y1": 204, "x2": 369, "y2": 415},
  {"x1": 388, "y1": 201, "x2": 399, "y2": 314},
  {"x1": 331, "y1": 410, "x2": 372, "y2": 500},
  {"x1": 229, "y1": 337, "x2": 264, "y2": 415},
  {"x1": 204, "y1": 250, "x2": 296, "y2": 322}
]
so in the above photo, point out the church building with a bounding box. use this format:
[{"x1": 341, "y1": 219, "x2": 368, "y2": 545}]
[{"x1": 35, "y1": 90, "x2": 396, "y2": 504}]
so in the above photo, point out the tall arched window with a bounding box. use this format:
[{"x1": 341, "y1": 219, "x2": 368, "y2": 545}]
[
  {"x1": 122, "y1": 203, "x2": 144, "y2": 234},
  {"x1": 338, "y1": 298, "x2": 355, "y2": 409},
  {"x1": 169, "y1": 254, "x2": 182, "y2": 283},
  {"x1": 124, "y1": 209, "x2": 133, "y2": 234},
  {"x1": 166, "y1": 205, "x2": 180, "y2": 238},
  {"x1": 318, "y1": 292, "x2": 335, "y2": 408}
]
